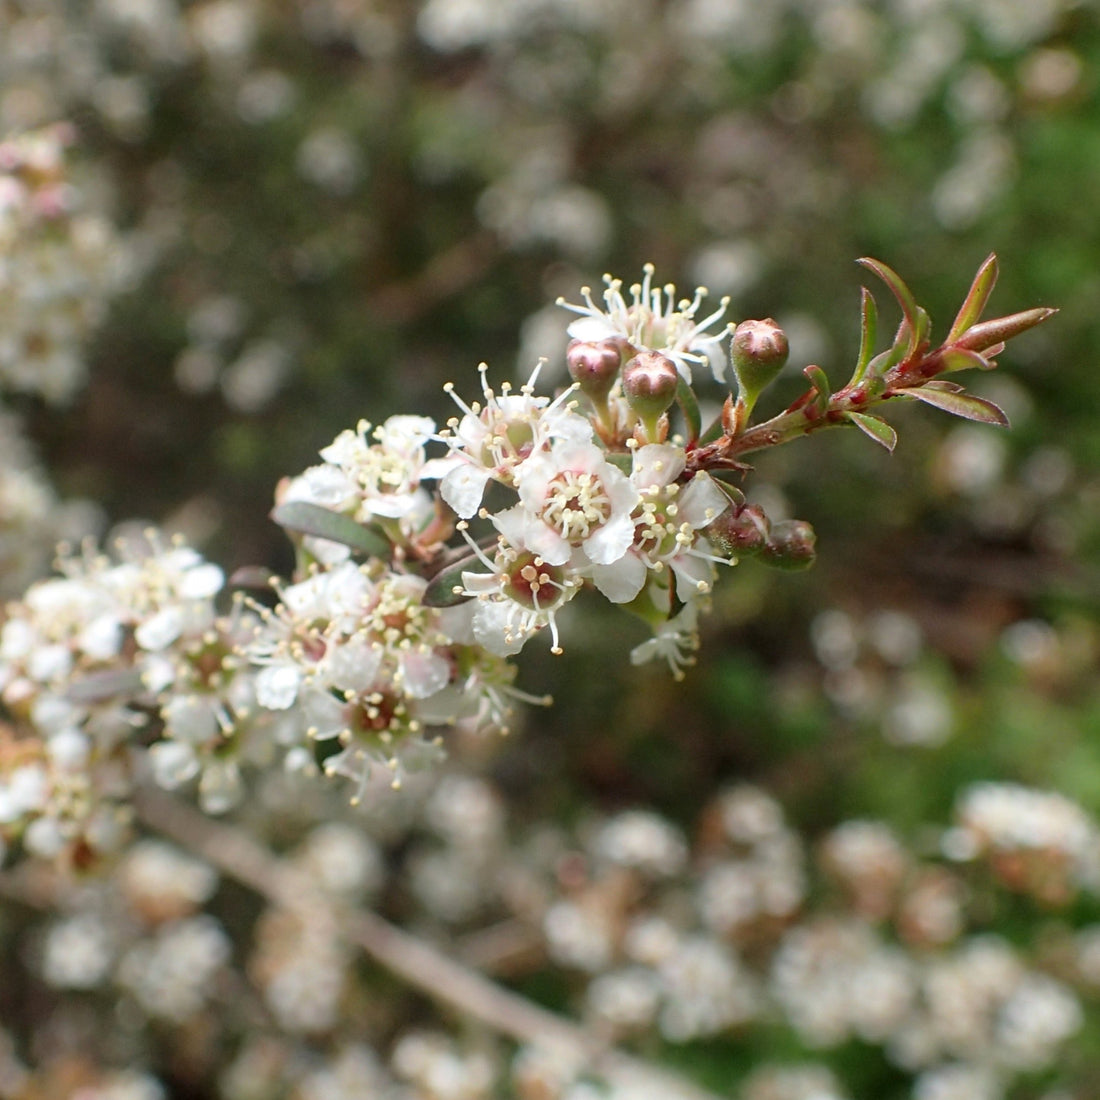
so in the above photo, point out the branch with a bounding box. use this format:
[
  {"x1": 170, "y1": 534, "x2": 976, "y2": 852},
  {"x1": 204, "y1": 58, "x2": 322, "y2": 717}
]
[{"x1": 135, "y1": 788, "x2": 725, "y2": 1100}]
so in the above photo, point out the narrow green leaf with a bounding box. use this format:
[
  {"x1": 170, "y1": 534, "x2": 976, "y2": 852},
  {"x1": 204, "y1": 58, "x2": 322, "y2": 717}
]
[
  {"x1": 851, "y1": 287, "x2": 878, "y2": 384},
  {"x1": 938, "y1": 347, "x2": 993, "y2": 373},
  {"x1": 857, "y1": 257, "x2": 919, "y2": 344},
  {"x1": 423, "y1": 551, "x2": 483, "y2": 607},
  {"x1": 946, "y1": 253, "x2": 998, "y2": 342},
  {"x1": 676, "y1": 376, "x2": 702, "y2": 446},
  {"x1": 803, "y1": 364, "x2": 831, "y2": 401},
  {"x1": 883, "y1": 318, "x2": 911, "y2": 370},
  {"x1": 920, "y1": 379, "x2": 964, "y2": 393},
  {"x1": 271, "y1": 501, "x2": 392, "y2": 560},
  {"x1": 894, "y1": 386, "x2": 1009, "y2": 426},
  {"x1": 848, "y1": 412, "x2": 898, "y2": 452},
  {"x1": 913, "y1": 305, "x2": 931, "y2": 349}
]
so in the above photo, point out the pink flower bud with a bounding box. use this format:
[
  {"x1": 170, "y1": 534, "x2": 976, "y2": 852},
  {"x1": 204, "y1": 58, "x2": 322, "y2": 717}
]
[
  {"x1": 731, "y1": 318, "x2": 789, "y2": 401},
  {"x1": 705, "y1": 504, "x2": 769, "y2": 558},
  {"x1": 760, "y1": 519, "x2": 816, "y2": 571},
  {"x1": 566, "y1": 338, "x2": 625, "y2": 400},
  {"x1": 622, "y1": 351, "x2": 679, "y2": 421}
]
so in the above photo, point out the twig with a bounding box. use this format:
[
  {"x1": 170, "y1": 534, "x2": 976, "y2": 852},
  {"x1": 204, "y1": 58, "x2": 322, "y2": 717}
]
[{"x1": 135, "y1": 787, "x2": 726, "y2": 1100}]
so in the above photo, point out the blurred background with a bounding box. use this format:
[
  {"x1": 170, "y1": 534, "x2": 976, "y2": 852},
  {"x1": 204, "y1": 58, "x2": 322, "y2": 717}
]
[{"x1": 3, "y1": 1, "x2": 1100, "y2": 1098}]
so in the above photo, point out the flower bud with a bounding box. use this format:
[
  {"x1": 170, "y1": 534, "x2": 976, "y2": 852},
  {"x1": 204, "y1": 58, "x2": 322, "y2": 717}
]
[
  {"x1": 705, "y1": 504, "x2": 769, "y2": 558},
  {"x1": 622, "y1": 351, "x2": 679, "y2": 420},
  {"x1": 731, "y1": 318, "x2": 789, "y2": 405},
  {"x1": 759, "y1": 519, "x2": 816, "y2": 571},
  {"x1": 566, "y1": 338, "x2": 625, "y2": 401}
]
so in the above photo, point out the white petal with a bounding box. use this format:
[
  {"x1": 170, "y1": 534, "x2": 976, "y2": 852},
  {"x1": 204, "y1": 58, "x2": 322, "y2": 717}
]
[
  {"x1": 632, "y1": 444, "x2": 685, "y2": 490},
  {"x1": 256, "y1": 664, "x2": 301, "y2": 710},
  {"x1": 583, "y1": 512, "x2": 635, "y2": 565},
  {"x1": 401, "y1": 650, "x2": 451, "y2": 699},
  {"x1": 180, "y1": 563, "x2": 224, "y2": 600},
  {"x1": 590, "y1": 553, "x2": 647, "y2": 604},
  {"x1": 523, "y1": 521, "x2": 571, "y2": 566},
  {"x1": 473, "y1": 601, "x2": 527, "y2": 656},
  {"x1": 490, "y1": 503, "x2": 530, "y2": 549},
  {"x1": 679, "y1": 472, "x2": 729, "y2": 528},
  {"x1": 567, "y1": 316, "x2": 618, "y2": 342},
  {"x1": 135, "y1": 606, "x2": 184, "y2": 651},
  {"x1": 669, "y1": 551, "x2": 714, "y2": 595},
  {"x1": 148, "y1": 741, "x2": 201, "y2": 789},
  {"x1": 441, "y1": 463, "x2": 492, "y2": 518},
  {"x1": 323, "y1": 638, "x2": 383, "y2": 692}
]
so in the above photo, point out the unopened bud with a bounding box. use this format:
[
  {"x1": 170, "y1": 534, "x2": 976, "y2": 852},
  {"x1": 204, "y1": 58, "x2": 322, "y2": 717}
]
[
  {"x1": 731, "y1": 318, "x2": 789, "y2": 404},
  {"x1": 566, "y1": 338, "x2": 625, "y2": 401},
  {"x1": 706, "y1": 504, "x2": 769, "y2": 558},
  {"x1": 759, "y1": 519, "x2": 816, "y2": 571},
  {"x1": 622, "y1": 351, "x2": 679, "y2": 426}
]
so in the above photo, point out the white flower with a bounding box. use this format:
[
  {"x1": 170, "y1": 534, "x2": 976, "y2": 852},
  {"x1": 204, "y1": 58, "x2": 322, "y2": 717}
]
[
  {"x1": 630, "y1": 601, "x2": 703, "y2": 681},
  {"x1": 557, "y1": 264, "x2": 733, "y2": 383},
  {"x1": 495, "y1": 440, "x2": 638, "y2": 567},
  {"x1": 589, "y1": 443, "x2": 732, "y2": 604},
  {"x1": 318, "y1": 414, "x2": 437, "y2": 523},
  {"x1": 459, "y1": 526, "x2": 583, "y2": 656},
  {"x1": 433, "y1": 362, "x2": 591, "y2": 518}
]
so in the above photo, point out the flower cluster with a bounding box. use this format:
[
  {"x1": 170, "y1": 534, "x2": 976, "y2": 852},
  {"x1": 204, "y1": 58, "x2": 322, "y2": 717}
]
[
  {"x1": 0, "y1": 531, "x2": 250, "y2": 860},
  {"x1": 0, "y1": 124, "x2": 125, "y2": 404},
  {"x1": 0, "y1": 257, "x2": 1055, "y2": 827}
]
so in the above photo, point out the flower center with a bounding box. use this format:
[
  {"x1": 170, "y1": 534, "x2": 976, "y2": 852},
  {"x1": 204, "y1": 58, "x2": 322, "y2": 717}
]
[
  {"x1": 367, "y1": 578, "x2": 437, "y2": 648},
  {"x1": 359, "y1": 447, "x2": 410, "y2": 494},
  {"x1": 541, "y1": 471, "x2": 612, "y2": 542},
  {"x1": 502, "y1": 551, "x2": 569, "y2": 611}
]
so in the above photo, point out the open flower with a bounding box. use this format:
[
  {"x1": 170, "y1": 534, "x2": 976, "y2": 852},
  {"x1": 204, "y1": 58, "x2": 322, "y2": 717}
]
[
  {"x1": 493, "y1": 440, "x2": 639, "y2": 568},
  {"x1": 588, "y1": 444, "x2": 732, "y2": 604},
  {"x1": 557, "y1": 265, "x2": 733, "y2": 383},
  {"x1": 433, "y1": 362, "x2": 591, "y2": 518},
  {"x1": 460, "y1": 534, "x2": 583, "y2": 657}
]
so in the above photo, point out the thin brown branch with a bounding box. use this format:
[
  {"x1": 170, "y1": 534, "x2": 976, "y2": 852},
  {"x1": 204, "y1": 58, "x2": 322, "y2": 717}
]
[{"x1": 135, "y1": 787, "x2": 726, "y2": 1100}]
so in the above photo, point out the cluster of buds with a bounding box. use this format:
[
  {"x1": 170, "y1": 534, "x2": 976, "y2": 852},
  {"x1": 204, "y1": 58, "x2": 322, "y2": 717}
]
[{"x1": 0, "y1": 257, "x2": 1055, "y2": 833}]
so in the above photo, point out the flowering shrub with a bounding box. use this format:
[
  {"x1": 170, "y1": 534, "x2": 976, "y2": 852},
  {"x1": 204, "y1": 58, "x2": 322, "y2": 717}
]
[
  {"x1": 2, "y1": 5, "x2": 1099, "y2": 1098},
  {"x1": 1, "y1": 231, "x2": 1088, "y2": 1098}
]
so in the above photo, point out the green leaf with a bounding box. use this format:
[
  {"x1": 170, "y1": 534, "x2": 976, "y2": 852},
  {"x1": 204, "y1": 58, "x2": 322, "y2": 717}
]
[
  {"x1": 851, "y1": 287, "x2": 878, "y2": 384},
  {"x1": 857, "y1": 257, "x2": 919, "y2": 349},
  {"x1": 913, "y1": 305, "x2": 931, "y2": 349},
  {"x1": 938, "y1": 347, "x2": 993, "y2": 373},
  {"x1": 894, "y1": 386, "x2": 1009, "y2": 426},
  {"x1": 947, "y1": 253, "x2": 998, "y2": 342},
  {"x1": 271, "y1": 501, "x2": 392, "y2": 559},
  {"x1": 675, "y1": 375, "x2": 702, "y2": 446},
  {"x1": 803, "y1": 363, "x2": 831, "y2": 400},
  {"x1": 803, "y1": 364, "x2": 831, "y2": 414},
  {"x1": 423, "y1": 550, "x2": 483, "y2": 607},
  {"x1": 848, "y1": 411, "x2": 898, "y2": 452}
]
